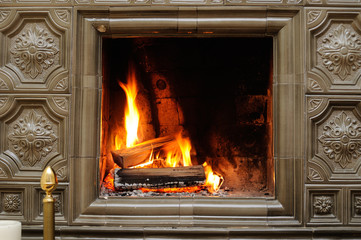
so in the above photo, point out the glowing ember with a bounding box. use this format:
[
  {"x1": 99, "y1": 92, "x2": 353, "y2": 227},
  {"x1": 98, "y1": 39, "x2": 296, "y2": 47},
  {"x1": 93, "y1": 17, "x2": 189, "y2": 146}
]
[
  {"x1": 103, "y1": 163, "x2": 120, "y2": 192},
  {"x1": 118, "y1": 67, "x2": 139, "y2": 148},
  {"x1": 139, "y1": 186, "x2": 202, "y2": 193}
]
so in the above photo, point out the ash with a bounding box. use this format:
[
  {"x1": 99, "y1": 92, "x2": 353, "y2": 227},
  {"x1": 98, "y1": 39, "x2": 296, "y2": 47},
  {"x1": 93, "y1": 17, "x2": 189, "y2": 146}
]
[{"x1": 101, "y1": 186, "x2": 229, "y2": 198}]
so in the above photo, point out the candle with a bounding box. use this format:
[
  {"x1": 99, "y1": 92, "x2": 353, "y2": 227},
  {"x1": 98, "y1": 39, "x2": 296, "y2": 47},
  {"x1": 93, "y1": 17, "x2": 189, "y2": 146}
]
[{"x1": 0, "y1": 221, "x2": 21, "y2": 240}]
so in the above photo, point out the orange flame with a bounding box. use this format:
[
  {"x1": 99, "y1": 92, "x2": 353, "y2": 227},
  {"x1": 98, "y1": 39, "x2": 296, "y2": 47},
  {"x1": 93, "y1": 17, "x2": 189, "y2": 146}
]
[
  {"x1": 203, "y1": 162, "x2": 224, "y2": 193},
  {"x1": 103, "y1": 133, "x2": 224, "y2": 194},
  {"x1": 161, "y1": 133, "x2": 192, "y2": 168},
  {"x1": 102, "y1": 66, "x2": 224, "y2": 194},
  {"x1": 176, "y1": 134, "x2": 192, "y2": 167},
  {"x1": 118, "y1": 68, "x2": 139, "y2": 148}
]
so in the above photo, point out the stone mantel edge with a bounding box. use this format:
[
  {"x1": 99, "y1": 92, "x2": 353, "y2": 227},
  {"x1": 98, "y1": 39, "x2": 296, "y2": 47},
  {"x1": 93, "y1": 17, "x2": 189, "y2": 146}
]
[{"x1": 69, "y1": 7, "x2": 304, "y2": 228}]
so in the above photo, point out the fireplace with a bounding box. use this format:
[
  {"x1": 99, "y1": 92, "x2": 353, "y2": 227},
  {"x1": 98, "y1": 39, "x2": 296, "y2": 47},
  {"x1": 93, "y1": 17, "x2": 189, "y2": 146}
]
[
  {"x1": 69, "y1": 7, "x2": 302, "y2": 229},
  {"x1": 100, "y1": 37, "x2": 273, "y2": 197},
  {"x1": 3, "y1": 3, "x2": 361, "y2": 239}
]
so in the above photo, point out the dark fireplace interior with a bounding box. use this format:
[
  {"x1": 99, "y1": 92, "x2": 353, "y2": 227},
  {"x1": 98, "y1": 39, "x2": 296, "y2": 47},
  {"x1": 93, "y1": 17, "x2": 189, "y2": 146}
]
[{"x1": 100, "y1": 37, "x2": 274, "y2": 197}]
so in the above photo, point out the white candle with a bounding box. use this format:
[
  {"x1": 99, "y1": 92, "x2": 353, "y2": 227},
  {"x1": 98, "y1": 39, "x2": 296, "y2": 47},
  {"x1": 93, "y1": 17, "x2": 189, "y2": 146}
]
[{"x1": 0, "y1": 221, "x2": 21, "y2": 240}]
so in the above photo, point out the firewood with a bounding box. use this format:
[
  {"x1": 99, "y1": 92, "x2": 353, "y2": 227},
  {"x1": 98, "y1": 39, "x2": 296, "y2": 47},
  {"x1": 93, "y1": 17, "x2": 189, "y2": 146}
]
[
  {"x1": 111, "y1": 135, "x2": 175, "y2": 168},
  {"x1": 114, "y1": 165, "x2": 205, "y2": 190}
]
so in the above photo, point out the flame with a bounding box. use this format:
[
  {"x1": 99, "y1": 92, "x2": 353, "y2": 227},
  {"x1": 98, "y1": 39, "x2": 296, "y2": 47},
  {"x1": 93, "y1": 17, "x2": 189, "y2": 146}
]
[
  {"x1": 203, "y1": 162, "x2": 224, "y2": 193},
  {"x1": 176, "y1": 134, "x2": 192, "y2": 167},
  {"x1": 165, "y1": 151, "x2": 177, "y2": 168},
  {"x1": 101, "y1": 66, "x2": 224, "y2": 194},
  {"x1": 102, "y1": 133, "x2": 224, "y2": 194},
  {"x1": 160, "y1": 133, "x2": 193, "y2": 168},
  {"x1": 118, "y1": 68, "x2": 140, "y2": 148}
]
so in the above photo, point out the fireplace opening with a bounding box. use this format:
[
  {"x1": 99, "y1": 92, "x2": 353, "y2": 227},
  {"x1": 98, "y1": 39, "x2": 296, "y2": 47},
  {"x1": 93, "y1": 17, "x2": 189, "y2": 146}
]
[{"x1": 100, "y1": 37, "x2": 274, "y2": 197}]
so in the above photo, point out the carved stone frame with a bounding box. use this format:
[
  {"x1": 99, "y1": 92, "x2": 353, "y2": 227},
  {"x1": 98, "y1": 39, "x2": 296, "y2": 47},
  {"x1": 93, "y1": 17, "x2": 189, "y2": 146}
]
[{"x1": 71, "y1": 7, "x2": 304, "y2": 227}]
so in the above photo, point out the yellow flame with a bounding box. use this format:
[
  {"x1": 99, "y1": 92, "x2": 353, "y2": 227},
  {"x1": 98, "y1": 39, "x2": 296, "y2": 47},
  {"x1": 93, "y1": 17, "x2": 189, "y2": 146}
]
[
  {"x1": 176, "y1": 134, "x2": 192, "y2": 167},
  {"x1": 166, "y1": 151, "x2": 177, "y2": 167},
  {"x1": 118, "y1": 68, "x2": 139, "y2": 148},
  {"x1": 203, "y1": 162, "x2": 224, "y2": 193},
  {"x1": 114, "y1": 134, "x2": 122, "y2": 150},
  {"x1": 160, "y1": 133, "x2": 192, "y2": 168}
]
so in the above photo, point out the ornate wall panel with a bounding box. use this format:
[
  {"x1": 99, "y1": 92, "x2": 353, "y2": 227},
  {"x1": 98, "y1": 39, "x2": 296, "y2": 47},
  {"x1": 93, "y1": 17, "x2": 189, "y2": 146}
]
[
  {"x1": 0, "y1": 0, "x2": 72, "y2": 5},
  {"x1": 348, "y1": 188, "x2": 361, "y2": 224},
  {"x1": 0, "y1": 187, "x2": 27, "y2": 221},
  {"x1": 0, "y1": 2, "x2": 359, "y2": 238},
  {"x1": 225, "y1": 0, "x2": 303, "y2": 4},
  {"x1": 32, "y1": 186, "x2": 67, "y2": 223},
  {"x1": 0, "y1": 96, "x2": 68, "y2": 179},
  {"x1": 307, "y1": 96, "x2": 361, "y2": 182},
  {"x1": 307, "y1": 186, "x2": 343, "y2": 225},
  {"x1": 306, "y1": 0, "x2": 361, "y2": 6},
  {"x1": 0, "y1": 0, "x2": 274, "y2": 4},
  {"x1": 69, "y1": 0, "x2": 304, "y2": 5},
  {"x1": 0, "y1": 9, "x2": 70, "y2": 93},
  {"x1": 307, "y1": 10, "x2": 361, "y2": 93}
]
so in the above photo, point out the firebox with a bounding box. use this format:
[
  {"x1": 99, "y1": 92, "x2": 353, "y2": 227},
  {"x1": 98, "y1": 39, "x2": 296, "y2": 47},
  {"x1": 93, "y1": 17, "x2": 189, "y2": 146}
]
[{"x1": 100, "y1": 37, "x2": 273, "y2": 197}]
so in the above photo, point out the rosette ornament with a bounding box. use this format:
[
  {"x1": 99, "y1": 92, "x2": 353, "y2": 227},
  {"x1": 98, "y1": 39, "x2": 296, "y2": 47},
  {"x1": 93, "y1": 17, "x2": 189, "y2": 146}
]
[
  {"x1": 10, "y1": 24, "x2": 59, "y2": 79},
  {"x1": 319, "y1": 111, "x2": 361, "y2": 169},
  {"x1": 318, "y1": 24, "x2": 361, "y2": 80},
  {"x1": 8, "y1": 110, "x2": 57, "y2": 166}
]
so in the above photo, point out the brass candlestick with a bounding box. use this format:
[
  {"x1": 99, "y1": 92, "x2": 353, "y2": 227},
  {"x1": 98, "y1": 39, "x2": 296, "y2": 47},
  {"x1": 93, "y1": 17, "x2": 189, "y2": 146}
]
[{"x1": 41, "y1": 166, "x2": 58, "y2": 240}]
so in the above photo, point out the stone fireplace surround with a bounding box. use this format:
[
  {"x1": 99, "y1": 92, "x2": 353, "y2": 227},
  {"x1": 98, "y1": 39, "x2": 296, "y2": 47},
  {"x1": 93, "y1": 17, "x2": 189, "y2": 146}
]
[{"x1": 1, "y1": 1, "x2": 361, "y2": 239}]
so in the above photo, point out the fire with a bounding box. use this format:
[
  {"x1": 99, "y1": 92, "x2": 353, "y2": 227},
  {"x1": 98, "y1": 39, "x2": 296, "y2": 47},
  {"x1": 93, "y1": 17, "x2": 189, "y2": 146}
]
[
  {"x1": 176, "y1": 134, "x2": 192, "y2": 167},
  {"x1": 103, "y1": 134, "x2": 224, "y2": 194},
  {"x1": 118, "y1": 68, "x2": 139, "y2": 148},
  {"x1": 162, "y1": 133, "x2": 192, "y2": 168},
  {"x1": 103, "y1": 163, "x2": 120, "y2": 192},
  {"x1": 203, "y1": 162, "x2": 224, "y2": 193},
  {"x1": 102, "y1": 65, "x2": 224, "y2": 195}
]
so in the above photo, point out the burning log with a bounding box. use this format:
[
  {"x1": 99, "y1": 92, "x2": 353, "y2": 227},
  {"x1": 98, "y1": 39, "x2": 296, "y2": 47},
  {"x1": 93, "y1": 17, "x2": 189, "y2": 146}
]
[
  {"x1": 111, "y1": 135, "x2": 175, "y2": 168},
  {"x1": 114, "y1": 165, "x2": 206, "y2": 190}
]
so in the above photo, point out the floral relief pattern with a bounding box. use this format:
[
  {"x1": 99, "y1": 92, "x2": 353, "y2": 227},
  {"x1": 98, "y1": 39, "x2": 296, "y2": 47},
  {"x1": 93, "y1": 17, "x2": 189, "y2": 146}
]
[
  {"x1": 319, "y1": 111, "x2": 361, "y2": 169},
  {"x1": 355, "y1": 196, "x2": 361, "y2": 215},
  {"x1": 308, "y1": 167, "x2": 323, "y2": 181},
  {"x1": 55, "y1": 10, "x2": 70, "y2": 24},
  {"x1": 314, "y1": 196, "x2": 333, "y2": 215},
  {"x1": 54, "y1": 194, "x2": 61, "y2": 213},
  {"x1": 0, "y1": 97, "x2": 8, "y2": 109},
  {"x1": 8, "y1": 110, "x2": 57, "y2": 167},
  {"x1": 318, "y1": 24, "x2": 361, "y2": 80},
  {"x1": 308, "y1": 10, "x2": 321, "y2": 24},
  {"x1": 10, "y1": 24, "x2": 59, "y2": 79},
  {"x1": 3, "y1": 194, "x2": 21, "y2": 213},
  {"x1": 308, "y1": 78, "x2": 323, "y2": 92},
  {"x1": 0, "y1": 167, "x2": 7, "y2": 177},
  {"x1": 56, "y1": 166, "x2": 66, "y2": 180},
  {"x1": 0, "y1": 11, "x2": 10, "y2": 24},
  {"x1": 0, "y1": 79, "x2": 9, "y2": 90},
  {"x1": 54, "y1": 77, "x2": 68, "y2": 91},
  {"x1": 308, "y1": 99, "x2": 323, "y2": 113},
  {"x1": 53, "y1": 97, "x2": 68, "y2": 111}
]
